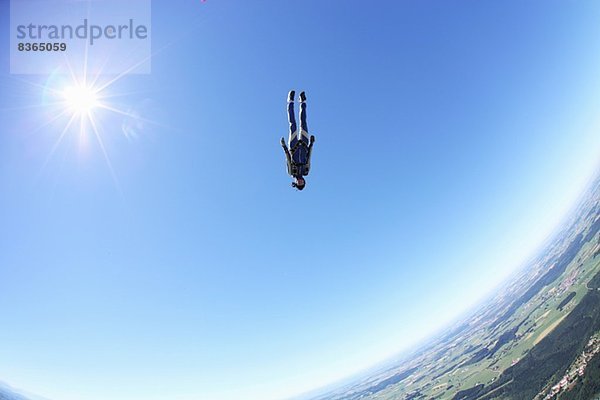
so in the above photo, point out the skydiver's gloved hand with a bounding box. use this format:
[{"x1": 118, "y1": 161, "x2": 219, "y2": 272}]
[
  {"x1": 310, "y1": 135, "x2": 315, "y2": 145},
  {"x1": 281, "y1": 137, "x2": 287, "y2": 147}
]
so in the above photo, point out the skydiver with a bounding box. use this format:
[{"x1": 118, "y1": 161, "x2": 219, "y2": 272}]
[{"x1": 280, "y1": 90, "x2": 315, "y2": 190}]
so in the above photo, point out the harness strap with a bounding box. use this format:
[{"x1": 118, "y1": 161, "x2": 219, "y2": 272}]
[{"x1": 290, "y1": 141, "x2": 308, "y2": 153}]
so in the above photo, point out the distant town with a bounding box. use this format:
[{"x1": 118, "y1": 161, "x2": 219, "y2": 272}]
[{"x1": 538, "y1": 335, "x2": 600, "y2": 400}]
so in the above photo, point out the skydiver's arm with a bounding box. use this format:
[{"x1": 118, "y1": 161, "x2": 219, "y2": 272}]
[
  {"x1": 281, "y1": 137, "x2": 292, "y2": 162},
  {"x1": 281, "y1": 137, "x2": 293, "y2": 174},
  {"x1": 306, "y1": 135, "x2": 315, "y2": 172}
]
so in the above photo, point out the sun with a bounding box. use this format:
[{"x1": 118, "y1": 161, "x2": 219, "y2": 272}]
[
  {"x1": 32, "y1": 52, "x2": 160, "y2": 191},
  {"x1": 62, "y1": 84, "x2": 100, "y2": 115}
]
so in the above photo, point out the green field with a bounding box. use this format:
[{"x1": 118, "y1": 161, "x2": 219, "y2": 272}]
[{"x1": 318, "y1": 179, "x2": 600, "y2": 400}]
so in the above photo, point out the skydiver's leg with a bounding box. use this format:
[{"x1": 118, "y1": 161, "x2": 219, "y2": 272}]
[
  {"x1": 299, "y1": 92, "x2": 309, "y2": 146},
  {"x1": 288, "y1": 94, "x2": 299, "y2": 148}
]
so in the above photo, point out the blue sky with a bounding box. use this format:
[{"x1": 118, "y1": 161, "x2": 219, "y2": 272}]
[{"x1": 2, "y1": 1, "x2": 600, "y2": 400}]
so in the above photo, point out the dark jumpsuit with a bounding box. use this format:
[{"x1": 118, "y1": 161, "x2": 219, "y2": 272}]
[{"x1": 283, "y1": 99, "x2": 312, "y2": 178}]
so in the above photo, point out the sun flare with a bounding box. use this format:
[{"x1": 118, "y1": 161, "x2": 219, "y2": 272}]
[
  {"x1": 27, "y1": 38, "x2": 160, "y2": 193},
  {"x1": 62, "y1": 84, "x2": 99, "y2": 115}
]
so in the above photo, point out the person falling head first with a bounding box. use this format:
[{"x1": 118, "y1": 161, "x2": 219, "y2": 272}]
[{"x1": 280, "y1": 90, "x2": 315, "y2": 190}]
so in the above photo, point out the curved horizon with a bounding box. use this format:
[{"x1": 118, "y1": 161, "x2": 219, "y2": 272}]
[{"x1": 288, "y1": 167, "x2": 600, "y2": 400}]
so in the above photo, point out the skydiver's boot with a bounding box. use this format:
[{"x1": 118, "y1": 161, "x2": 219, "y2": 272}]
[
  {"x1": 299, "y1": 91, "x2": 306, "y2": 103},
  {"x1": 288, "y1": 90, "x2": 295, "y2": 103}
]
